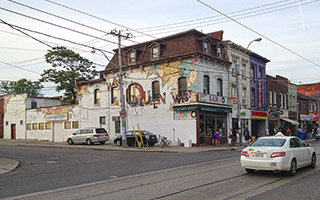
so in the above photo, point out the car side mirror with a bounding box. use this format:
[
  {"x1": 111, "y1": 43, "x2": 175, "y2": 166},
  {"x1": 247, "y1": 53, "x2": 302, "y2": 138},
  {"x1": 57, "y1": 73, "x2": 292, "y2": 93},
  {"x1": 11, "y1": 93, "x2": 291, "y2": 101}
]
[
  {"x1": 73, "y1": 133, "x2": 76, "y2": 135},
  {"x1": 306, "y1": 143, "x2": 311, "y2": 147}
]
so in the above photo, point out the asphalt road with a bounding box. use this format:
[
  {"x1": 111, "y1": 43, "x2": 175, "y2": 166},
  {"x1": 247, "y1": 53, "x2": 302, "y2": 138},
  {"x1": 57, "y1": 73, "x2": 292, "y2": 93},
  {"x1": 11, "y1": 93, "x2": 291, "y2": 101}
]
[{"x1": 0, "y1": 144, "x2": 239, "y2": 198}]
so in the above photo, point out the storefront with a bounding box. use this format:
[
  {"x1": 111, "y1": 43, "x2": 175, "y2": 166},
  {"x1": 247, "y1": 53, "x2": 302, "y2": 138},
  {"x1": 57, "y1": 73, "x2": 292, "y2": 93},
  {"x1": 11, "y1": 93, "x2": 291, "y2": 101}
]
[{"x1": 251, "y1": 111, "x2": 267, "y2": 138}]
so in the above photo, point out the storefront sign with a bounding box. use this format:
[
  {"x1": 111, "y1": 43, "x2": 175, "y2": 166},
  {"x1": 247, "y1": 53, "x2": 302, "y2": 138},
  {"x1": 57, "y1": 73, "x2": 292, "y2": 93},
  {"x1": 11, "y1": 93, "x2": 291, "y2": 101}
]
[
  {"x1": 198, "y1": 93, "x2": 231, "y2": 105},
  {"x1": 300, "y1": 114, "x2": 313, "y2": 121},
  {"x1": 45, "y1": 114, "x2": 68, "y2": 121},
  {"x1": 257, "y1": 78, "x2": 263, "y2": 107},
  {"x1": 252, "y1": 111, "x2": 267, "y2": 119}
]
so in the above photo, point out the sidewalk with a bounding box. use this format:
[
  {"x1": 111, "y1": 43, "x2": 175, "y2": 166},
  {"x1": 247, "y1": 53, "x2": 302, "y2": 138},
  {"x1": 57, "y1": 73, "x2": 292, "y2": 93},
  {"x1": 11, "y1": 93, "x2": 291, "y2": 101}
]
[{"x1": 0, "y1": 138, "x2": 242, "y2": 176}]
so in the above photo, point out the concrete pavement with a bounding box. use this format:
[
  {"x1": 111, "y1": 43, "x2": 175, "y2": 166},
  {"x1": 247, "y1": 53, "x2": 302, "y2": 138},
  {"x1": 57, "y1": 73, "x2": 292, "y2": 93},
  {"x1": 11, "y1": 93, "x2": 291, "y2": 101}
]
[{"x1": 0, "y1": 138, "x2": 242, "y2": 176}]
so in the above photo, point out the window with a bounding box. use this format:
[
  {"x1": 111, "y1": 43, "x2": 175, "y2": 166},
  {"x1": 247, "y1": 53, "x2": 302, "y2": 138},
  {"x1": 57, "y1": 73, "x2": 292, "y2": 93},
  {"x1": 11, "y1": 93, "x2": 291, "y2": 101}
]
[
  {"x1": 269, "y1": 91, "x2": 273, "y2": 107},
  {"x1": 72, "y1": 121, "x2": 79, "y2": 129},
  {"x1": 129, "y1": 52, "x2": 136, "y2": 63},
  {"x1": 31, "y1": 101, "x2": 37, "y2": 109},
  {"x1": 115, "y1": 120, "x2": 120, "y2": 134},
  {"x1": 217, "y1": 46, "x2": 222, "y2": 58},
  {"x1": 309, "y1": 103, "x2": 313, "y2": 112},
  {"x1": 152, "y1": 81, "x2": 160, "y2": 99},
  {"x1": 284, "y1": 94, "x2": 287, "y2": 109},
  {"x1": 231, "y1": 86, "x2": 236, "y2": 97},
  {"x1": 100, "y1": 116, "x2": 106, "y2": 124},
  {"x1": 128, "y1": 84, "x2": 137, "y2": 104},
  {"x1": 217, "y1": 78, "x2": 223, "y2": 96},
  {"x1": 65, "y1": 121, "x2": 71, "y2": 129},
  {"x1": 203, "y1": 41, "x2": 209, "y2": 54},
  {"x1": 178, "y1": 77, "x2": 187, "y2": 97},
  {"x1": 20, "y1": 120, "x2": 23, "y2": 125},
  {"x1": 232, "y1": 60, "x2": 237, "y2": 74},
  {"x1": 39, "y1": 123, "x2": 44, "y2": 130},
  {"x1": 203, "y1": 75, "x2": 210, "y2": 94},
  {"x1": 45, "y1": 123, "x2": 51, "y2": 130},
  {"x1": 258, "y1": 68, "x2": 263, "y2": 79},
  {"x1": 250, "y1": 66, "x2": 255, "y2": 82},
  {"x1": 241, "y1": 63, "x2": 246, "y2": 79},
  {"x1": 280, "y1": 93, "x2": 283, "y2": 108},
  {"x1": 151, "y1": 46, "x2": 159, "y2": 59},
  {"x1": 32, "y1": 123, "x2": 38, "y2": 130},
  {"x1": 303, "y1": 103, "x2": 307, "y2": 112},
  {"x1": 94, "y1": 89, "x2": 100, "y2": 105},
  {"x1": 251, "y1": 88, "x2": 256, "y2": 107},
  {"x1": 242, "y1": 88, "x2": 247, "y2": 103},
  {"x1": 273, "y1": 91, "x2": 277, "y2": 106},
  {"x1": 111, "y1": 87, "x2": 118, "y2": 104},
  {"x1": 27, "y1": 123, "x2": 32, "y2": 130}
]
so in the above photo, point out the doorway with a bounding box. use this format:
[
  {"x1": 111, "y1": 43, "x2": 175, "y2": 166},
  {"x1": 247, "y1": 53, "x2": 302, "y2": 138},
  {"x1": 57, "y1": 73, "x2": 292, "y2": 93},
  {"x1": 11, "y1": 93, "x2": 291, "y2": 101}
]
[{"x1": 11, "y1": 124, "x2": 16, "y2": 139}]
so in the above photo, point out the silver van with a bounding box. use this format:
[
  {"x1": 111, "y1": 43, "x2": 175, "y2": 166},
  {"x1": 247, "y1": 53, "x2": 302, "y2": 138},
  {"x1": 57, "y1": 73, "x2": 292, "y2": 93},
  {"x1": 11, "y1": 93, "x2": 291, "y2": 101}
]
[{"x1": 67, "y1": 128, "x2": 109, "y2": 145}]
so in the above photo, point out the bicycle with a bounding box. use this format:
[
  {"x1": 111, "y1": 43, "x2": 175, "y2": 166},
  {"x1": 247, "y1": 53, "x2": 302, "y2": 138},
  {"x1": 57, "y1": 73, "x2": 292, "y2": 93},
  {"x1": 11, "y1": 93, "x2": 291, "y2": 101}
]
[{"x1": 159, "y1": 136, "x2": 171, "y2": 148}]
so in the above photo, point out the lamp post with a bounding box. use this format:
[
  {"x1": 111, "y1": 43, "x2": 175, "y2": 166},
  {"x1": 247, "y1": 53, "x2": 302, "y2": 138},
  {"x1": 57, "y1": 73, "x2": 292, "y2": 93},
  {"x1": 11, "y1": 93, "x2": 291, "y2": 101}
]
[{"x1": 236, "y1": 38, "x2": 262, "y2": 146}]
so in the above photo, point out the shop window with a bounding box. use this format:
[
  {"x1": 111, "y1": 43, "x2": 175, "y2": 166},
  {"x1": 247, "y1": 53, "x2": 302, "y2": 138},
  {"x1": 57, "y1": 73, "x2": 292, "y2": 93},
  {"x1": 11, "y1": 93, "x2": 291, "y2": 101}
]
[
  {"x1": 65, "y1": 121, "x2": 71, "y2": 129},
  {"x1": 72, "y1": 121, "x2": 79, "y2": 129},
  {"x1": 203, "y1": 75, "x2": 210, "y2": 94},
  {"x1": 32, "y1": 123, "x2": 38, "y2": 130},
  {"x1": 45, "y1": 123, "x2": 51, "y2": 130},
  {"x1": 39, "y1": 123, "x2": 44, "y2": 130},
  {"x1": 111, "y1": 87, "x2": 118, "y2": 104},
  {"x1": 27, "y1": 123, "x2": 32, "y2": 130},
  {"x1": 94, "y1": 89, "x2": 100, "y2": 105},
  {"x1": 178, "y1": 77, "x2": 187, "y2": 97},
  {"x1": 100, "y1": 116, "x2": 106, "y2": 124},
  {"x1": 217, "y1": 78, "x2": 223, "y2": 96},
  {"x1": 152, "y1": 81, "x2": 160, "y2": 99}
]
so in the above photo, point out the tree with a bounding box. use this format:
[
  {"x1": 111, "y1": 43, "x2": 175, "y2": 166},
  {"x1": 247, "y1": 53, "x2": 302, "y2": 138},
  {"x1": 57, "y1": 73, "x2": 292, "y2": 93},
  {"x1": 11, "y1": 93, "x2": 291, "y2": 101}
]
[
  {"x1": 0, "y1": 78, "x2": 43, "y2": 97},
  {"x1": 40, "y1": 46, "x2": 98, "y2": 104}
]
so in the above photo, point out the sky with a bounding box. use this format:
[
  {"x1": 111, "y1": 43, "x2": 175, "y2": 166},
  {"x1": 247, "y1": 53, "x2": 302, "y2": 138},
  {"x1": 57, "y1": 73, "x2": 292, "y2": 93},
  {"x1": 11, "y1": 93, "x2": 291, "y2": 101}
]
[{"x1": 1, "y1": 0, "x2": 320, "y2": 97}]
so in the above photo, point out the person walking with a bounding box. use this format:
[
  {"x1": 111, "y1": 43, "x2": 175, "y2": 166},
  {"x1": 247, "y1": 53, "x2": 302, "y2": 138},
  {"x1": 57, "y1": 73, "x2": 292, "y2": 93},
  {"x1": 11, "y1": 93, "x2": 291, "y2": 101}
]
[
  {"x1": 244, "y1": 127, "x2": 251, "y2": 147},
  {"x1": 215, "y1": 130, "x2": 220, "y2": 147},
  {"x1": 232, "y1": 128, "x2": 238, "y2": 146},
  {"x1": 228, "y1": 128, "x2": 233, "y2": 147},
  {"x1": 211, "y1": 130, "x2": 215, "y2": 146}
]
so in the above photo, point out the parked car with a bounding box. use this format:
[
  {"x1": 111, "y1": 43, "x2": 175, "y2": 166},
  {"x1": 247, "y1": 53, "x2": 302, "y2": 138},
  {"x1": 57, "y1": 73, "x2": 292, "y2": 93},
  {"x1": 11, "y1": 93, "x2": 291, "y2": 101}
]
[
  {"x1": 315, "y1": 133, "x2": 320, "y2": 141},
  {"x1": 240, "y1": 135, "x2": 316, "y2": 176},
  {"x1": 114, "y1": 130, "x2": 158, "y2": 147},
  {"x1": 67, "y1": 128, "x2": 110, "y2": 145}
]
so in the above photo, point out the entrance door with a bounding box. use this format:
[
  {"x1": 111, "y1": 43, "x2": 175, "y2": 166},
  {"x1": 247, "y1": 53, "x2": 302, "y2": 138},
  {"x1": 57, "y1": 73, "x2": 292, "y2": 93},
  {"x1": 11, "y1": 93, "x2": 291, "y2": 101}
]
[
  {"x1": 11, "y1": 124, "x2": 16, "y2": 139},
  {"x1": 53, "y1": 122, "x2": 64, "y2": 142}
]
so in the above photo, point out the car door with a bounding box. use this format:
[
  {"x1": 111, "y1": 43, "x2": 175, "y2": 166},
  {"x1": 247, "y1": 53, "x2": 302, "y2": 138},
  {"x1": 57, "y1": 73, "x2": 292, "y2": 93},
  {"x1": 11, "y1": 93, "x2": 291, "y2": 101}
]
[
  {"x1": 297, "y1": 139, "x2": 311, "y2": 166},
  {"x1": 79, "y1": 129, "x2": 88, "y2": 143},
  {"x1": 126, "y1": 131, "x2": 134, "y2": 145},
  {"x1": 289, "y1": 138, "x2": 303, "y2": 167},
  {"x1": 72, "y1": 129, "x2": 81, "y2": 143}
]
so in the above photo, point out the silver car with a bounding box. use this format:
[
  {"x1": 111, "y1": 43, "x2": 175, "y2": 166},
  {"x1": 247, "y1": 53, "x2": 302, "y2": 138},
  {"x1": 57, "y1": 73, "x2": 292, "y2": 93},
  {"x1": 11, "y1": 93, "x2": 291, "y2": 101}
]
[{"x1": 67, "y1": 128, "x2": 110, "y2": 145}]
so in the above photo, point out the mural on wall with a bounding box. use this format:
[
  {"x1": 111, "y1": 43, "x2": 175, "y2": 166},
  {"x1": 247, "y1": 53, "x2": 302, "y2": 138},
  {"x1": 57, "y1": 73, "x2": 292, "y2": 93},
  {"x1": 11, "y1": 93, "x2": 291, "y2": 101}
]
[
  {"x1": 3, "y1": 94, "x2": 27, "y2": 112},
  {"x1": 143, "y1": 59, "x2": 197, "y2": 105},
  {"x1": 77, "y1": 85, "x2": 89, "y2": 101},
  {"x1": 36, "y1": 105, "x2": 75, "y2": 120}
]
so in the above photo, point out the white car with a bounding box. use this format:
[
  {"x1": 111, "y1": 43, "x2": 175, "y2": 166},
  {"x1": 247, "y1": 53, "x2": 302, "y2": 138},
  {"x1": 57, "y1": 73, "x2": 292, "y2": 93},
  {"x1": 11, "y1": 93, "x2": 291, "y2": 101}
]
[
  {"x1": 67, "y1": 128, "x2": 110, "y2": 145},
  {"x1": 240, "y1": 135, "x2": 316, "y2": 175}
]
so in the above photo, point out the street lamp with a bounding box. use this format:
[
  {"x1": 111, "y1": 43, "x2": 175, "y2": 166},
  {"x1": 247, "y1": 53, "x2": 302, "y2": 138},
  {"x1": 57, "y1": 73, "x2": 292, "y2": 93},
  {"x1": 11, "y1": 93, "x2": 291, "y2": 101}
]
[{"x1": 236, "y1": 38, "x2": 262, "y2": 146}]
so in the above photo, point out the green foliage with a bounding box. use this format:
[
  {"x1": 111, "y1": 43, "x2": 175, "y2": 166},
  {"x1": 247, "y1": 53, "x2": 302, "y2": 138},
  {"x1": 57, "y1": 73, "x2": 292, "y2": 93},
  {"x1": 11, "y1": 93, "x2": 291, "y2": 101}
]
[
  {"x1": 40, "y1": 46, "x2": 98, "y2": 104},
  {"x1": 0, "y1": 78, "x2": 43, "y2": 97},
  {"x1": 269, "y1": 121, "x2": 275, "y2": 135}
]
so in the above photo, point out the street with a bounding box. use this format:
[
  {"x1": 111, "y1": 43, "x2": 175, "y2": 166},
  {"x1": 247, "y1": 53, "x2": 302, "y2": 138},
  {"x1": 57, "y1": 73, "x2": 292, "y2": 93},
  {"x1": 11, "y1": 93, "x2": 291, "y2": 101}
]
[{"x1": 0, "y1": 141, "x2": 320, "y2": 200}]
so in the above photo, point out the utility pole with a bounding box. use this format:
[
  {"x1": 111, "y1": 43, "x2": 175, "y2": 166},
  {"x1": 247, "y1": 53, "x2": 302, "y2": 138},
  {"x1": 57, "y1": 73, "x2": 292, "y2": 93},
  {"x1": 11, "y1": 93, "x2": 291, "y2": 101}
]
[
  {"x1": 317, "y1": 90, "x2": 320, "y2": 124},
  {"x1": 109, "y1": 29, "x2": 132, "y2": 147}
]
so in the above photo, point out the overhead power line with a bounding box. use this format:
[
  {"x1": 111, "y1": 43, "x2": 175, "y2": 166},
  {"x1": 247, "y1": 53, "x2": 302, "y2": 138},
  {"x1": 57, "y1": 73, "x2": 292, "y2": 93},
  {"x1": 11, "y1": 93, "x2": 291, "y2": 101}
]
[{"x1": 197, "y1": 0, "x2": 320, "y2": 69}]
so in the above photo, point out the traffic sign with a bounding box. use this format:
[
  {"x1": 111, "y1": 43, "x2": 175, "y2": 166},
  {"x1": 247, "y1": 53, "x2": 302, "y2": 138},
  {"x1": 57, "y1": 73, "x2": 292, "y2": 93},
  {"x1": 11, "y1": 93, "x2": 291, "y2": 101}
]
[{"x1": 120, "y1": 110, "x2": 127, "y2": 118}]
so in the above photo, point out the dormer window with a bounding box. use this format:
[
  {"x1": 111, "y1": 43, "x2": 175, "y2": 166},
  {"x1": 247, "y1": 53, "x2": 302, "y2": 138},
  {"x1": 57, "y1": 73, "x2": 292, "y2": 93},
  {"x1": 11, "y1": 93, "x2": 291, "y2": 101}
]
[
  {"x1": 203, "y1": 41, "x2": 209, "y2": 54},
  {"x1": 152, "y1": 46, "x2": 159, "y2": 59},
  {"x1": 129, "y1": 52, "x2": 136, "y2": 63}
]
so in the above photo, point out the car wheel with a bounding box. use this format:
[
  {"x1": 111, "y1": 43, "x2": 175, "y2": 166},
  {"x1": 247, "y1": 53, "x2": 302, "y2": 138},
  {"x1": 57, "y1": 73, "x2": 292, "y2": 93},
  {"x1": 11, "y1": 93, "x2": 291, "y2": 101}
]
[
  {"x1": 86, "y1": 139, "x2": 92, "y2": 145},
  {"x1": 310, "y1": 153, "x2": 316, "y2": 168},
  {"x1": 245, "y1": 168, "x2": 255, "y2": 173},
  {"x1": 100, "y1": 141, "x2": 106, "y2": 145},
  {"x1": 115, "y1": 140, "x2": 121, "y2": 147},
  {"x1": 288, "y1": 159, "x2": 297, "y2": 176},
  {"x1": 67, "y1": 138, "x2": 73, "y2": 145}
]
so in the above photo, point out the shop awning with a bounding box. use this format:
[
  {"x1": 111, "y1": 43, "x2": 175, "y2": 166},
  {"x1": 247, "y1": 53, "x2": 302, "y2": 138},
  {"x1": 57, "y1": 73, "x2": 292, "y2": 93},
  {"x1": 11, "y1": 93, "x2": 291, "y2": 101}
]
[
  {"x1": 280, "y1": 117, "x2": 299, "y2": 125},
  {"x1": 173, "y1": 105, "x2": 197, "y2": 111},
  {"x1": 199, "y1": 105, "x2": 232, "y2": 113}
]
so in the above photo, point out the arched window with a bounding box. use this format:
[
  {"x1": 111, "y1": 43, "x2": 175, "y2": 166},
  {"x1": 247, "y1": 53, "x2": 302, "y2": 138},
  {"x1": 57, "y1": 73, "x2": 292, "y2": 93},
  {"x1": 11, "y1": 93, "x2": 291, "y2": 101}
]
[
  {"x1": 152, "y1": 81, "x2": 160, "y2": 99},
  {"x1": 94, "y1": 89, "x2": 100, "y2": 105},
  {"x1": 203, "y1": 75, "x2": 210, "y2": 94},
  {"x1": 217, "y1": 78, "x2": 223, "y2": 96},
  {"x1": 178, "y1": 77, "x2": 187, "y2": 97},
  {"x1": 111, "y1": 87, "x2": 117, "y2": 104}
]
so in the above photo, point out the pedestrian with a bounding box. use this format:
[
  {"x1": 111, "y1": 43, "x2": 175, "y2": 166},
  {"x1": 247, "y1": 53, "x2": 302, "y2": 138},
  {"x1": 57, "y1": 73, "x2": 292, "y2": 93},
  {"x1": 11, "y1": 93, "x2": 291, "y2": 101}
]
[
  {"x1": 211, "y1": 130, "x2": 215, "y2": 146},
  {"x1": 215, "y1": 130, "x2": 220, "y2": 146},
  {"x1": 287, "y1": 128, "x2": 292, "y2": 136},
  {"x1": 232, "y1": 128, "x2": 237, "y2": 146},
  {"x1": 297, "y1": 128, "x2": 306, "y2": 140},
  {"x1": 244, "y1": 127, "x2": 251, "y2": 147},
  {"x1": 228, "y1": 128, "x2": 233, "y2": 147}
]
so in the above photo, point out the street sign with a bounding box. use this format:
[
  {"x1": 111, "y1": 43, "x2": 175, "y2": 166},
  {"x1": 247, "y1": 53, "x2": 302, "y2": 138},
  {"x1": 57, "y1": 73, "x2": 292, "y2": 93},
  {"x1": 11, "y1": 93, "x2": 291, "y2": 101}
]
[{"x1": 120, "y1": 110, "x2": 127, "y2": 118}]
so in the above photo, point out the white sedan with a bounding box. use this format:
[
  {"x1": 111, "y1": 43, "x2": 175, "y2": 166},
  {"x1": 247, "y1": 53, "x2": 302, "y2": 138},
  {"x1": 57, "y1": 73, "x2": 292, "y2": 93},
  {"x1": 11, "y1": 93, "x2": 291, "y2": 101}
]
[{"x1": 240, "y1": 135, "x2": 316, "y2": 175}]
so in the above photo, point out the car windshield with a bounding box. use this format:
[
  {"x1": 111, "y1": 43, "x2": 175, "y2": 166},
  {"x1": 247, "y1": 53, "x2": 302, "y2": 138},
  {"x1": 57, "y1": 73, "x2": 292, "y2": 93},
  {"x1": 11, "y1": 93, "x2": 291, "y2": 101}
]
[
  {"x1": 95, "y1": 128, "x2": 107, "y2": 133},
  {"x1": 249, "y1": 138, "x2": 286, "y2": 147}
]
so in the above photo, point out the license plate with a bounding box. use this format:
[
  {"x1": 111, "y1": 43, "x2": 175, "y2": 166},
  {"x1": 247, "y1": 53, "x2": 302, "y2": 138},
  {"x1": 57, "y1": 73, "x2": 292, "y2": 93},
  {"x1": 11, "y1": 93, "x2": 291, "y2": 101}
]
[{"x1": 254, "y1": 153, "x2": 264, "y2": 158}]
